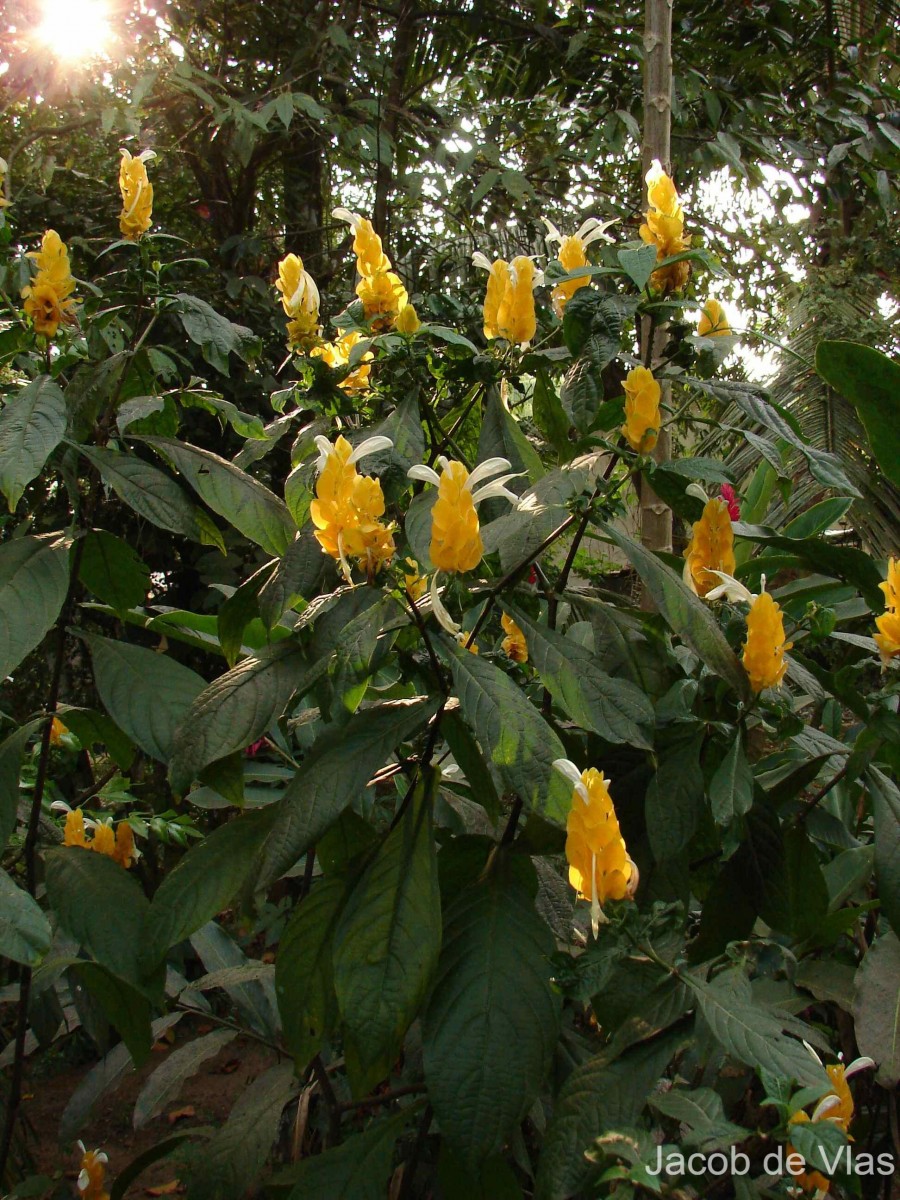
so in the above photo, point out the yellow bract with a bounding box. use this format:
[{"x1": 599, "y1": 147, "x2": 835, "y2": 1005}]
[
  {"x1": 49, "y1": 717, "x2": 69, "y2": 746},
  {"x1": 697, "y1": 298, "x2": 731, "y2": 337},
  {"x1": 118, "y1": 148, "x2": 154, "y2": 241},
  {"x1": 310, "y1": 435, "x2": 395, "y2": 580},
  {"x1": 64, "y1": 809, "x2": 136, "y2": 869},
  {"x1": 875, "y1": 557, "x2": 900, "y2": 666},
  {"x1": 403, "y1": 558, "x2": 427, "y2": 601},
  {"x1": 476, "y1": 254, "x2": 540, "y2": 344},
  {"x1": 276, "y1": 253, "x2": 320, "y2": 348},
  {"x1": 621, "y1": 366, "x2": 661, "y2": 453},
  {"x1": 21, "y1": 229, "x2": 77, "y2": 339},
  {"x1": 310, "y1": 330, "x2": 373, "y2": 391},
  {"x1": 356, "y1": 269, "x2": 409, "y2": 325},
  {"x1": 742, "y1": 591, "x2": 792, "y2": 692},
  {"x1": 639, "y1": 159, "x2": 690, "y2": 294},
  {"x1": 683, "y1": 498, "x2": 737, "y2": 597},
  {"x1": 394, "y1": 302, "x2": 421, "y2": 335},
  {"x1": 542, "y1": 217, "x2": 615, "y2": 317},
  {"x1": 333, "y1": 208, "x2": 411, "y2": 333},
  {"x1": 500, "y1": 613, "x2": 528, "y2": 663},
  {"x1": 77, "y1": 1145, "x2": 110, "y2": 1200},
  {"x1": 558, "y1": 763, "x2": 635, "y2": 935},
  {"x1": 430, "y1": 461, "x2": 484, "y2": 573},
  {"x1": 787, "y1": 1059, "x2": 870, "y2": 1195}
]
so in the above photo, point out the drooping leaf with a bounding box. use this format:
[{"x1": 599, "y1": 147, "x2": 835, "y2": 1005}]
[
  {"x1": 709, "y1": 733, "x2": 754, "y2": 826},
  {"x1": 422, "y1": 868, "x2": 561, "y2": 1169},
  {"x1": 140, "y1": 436, "x2": 294, "y2": 557},
  {"x1": 0, "y1": 533, "x2": 70, "y2": 681},
  {"x1": 69, "y1": 961, "x2": 153, "y2": 1067},
  {"x1": 0, "y1": 375, "x2": 67, "y2": 510},
  {"x1": 258, "y1": 528, "x2": 324, "y2": 628},
  {"x1": 816, "y1": 340, "x2": 900, "y2": 488},
  {"x1": 645, "y1": 733, "x2": 705, "y2": 860},
  {"x1": 333, "y1": 768, "x2": 442, "y2": 1095},
  {"x1": 218, "y1": 562, "x2": 277, "y2": 667},
  {"x1": 0, "y1": 868, "x2": 51, "y2": 966},
  {"x1": 173, "y1": 293, "x2": 262, "y2": 376},
  {"x1": 189, "y1": 923, "x2": 279, "y2": 1040},
  {"x1": 617, "y1": 244, "x2": 659, "y2": 292},
  {"x1": 81, "y1": 632, "x2": 206, "y2": 763},
  {"x1": 133, "y1": 1029, "x2": 237, "y2": 1129},
  {"x1": 280, "y1": 1108, "x2": 414, "y2": 1200},
  {"x1": 649, "y1": 1086, "x2": 749, "y2": 1151},
  {"x1": 870, "y1": 767, "x2": 900, "y2": 933},
  {"x1": 109, "y1": 1129, "x2": 213, "y2": 1200},
  {"x1": 78, "y1": 445, "x2": 210, "y2": 542},
  {"x1": 0, "y1": 720, "x2": 40, "y2": 852},
  {"x1": 79, "y1": 530, "x2": 151, "y2": 616},
  {"x1": 56, "y1": 705, "x2": 135, "y2": 772},
  {"x1": 852, "y1": 930, "x2": 900, "y2": 1088}
]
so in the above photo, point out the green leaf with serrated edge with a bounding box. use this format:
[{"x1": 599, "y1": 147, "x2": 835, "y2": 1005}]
[
  {"x1": 69, "y1": 961, "x2": 153, "y2": 1066},
  {"x1": 732, "y1": 523, "x2": 884, "y2": 610},
  {"x1": 168, "y1": 645, "x2": 312, "y2": 792},
  {"x1": 852, "y1": 930, "x2": 900, "y2": 1087},
  {"x1": 0, "y1": 375, "x2": 67, "y2": 510},
  {"x1": 258, "y1": 528, "x2": 323, "y2": 629},
  {"x1": 276, "y1": 876, "x2": 346, "y2": 1067},
  {"x1": 535, "y1": 1031, "x2": 683, "y2": 1200},
  {"x1": 78, "y1": 444, "x2": 208, "y2": 541},
  {"x1": 532, "y1": 365, "x2": 571, "y2": 454},
  {"x1": 0, "y1": 721, "x2": 40, "y2": 852},
  {"x1": 278, "y1": 1108, "x2": 414, "y2": 1199},
  {"x1": 333, "y1": 767, "x2": 441, "y2": 1095},
  {"x1": 142, "y1": 809, "x2": 276, "y2": 970},
  {"x1": 442, "y1": 637, "x2": 572, "y2": 825},
  {"x1": 504, "y1": 604, "x2": 654, "y2": 750},
  {"x1": 423, "y1": 868, "x2": 561, "y2": 1169},
  {"x1": 109, "y1": 1129, "x2": 213, "y2": 1200},
  {"x1": 788, "y1": 1120, "x2": 849, "y2": 1177},
  {"x1": 0, "y1": 533, "x2": 70, "y2": 681},
  {"x1": 60, "y1": 1014, "x2": 183, "y2": 1142},
  {"x1": 81, "y1": 632, "x2": 205, "y2": 764},
  {"x1": 184, "y1": 1062, "x2": 294, "y2": 1200},
  {"x1": 44, "y1": 848, "x2": 152, "y2": 991},
  {"x1": 218, "y1": 561, "x2": 277, "y2": 668},
  {"x1": 645, "y1": 732, "x2": 704, "y2": 860},
  {"x1": 777, "y1": 827, "x2": 829, "y2": 939},
  {"x1": 79, "y1": 530, "x2": 150, "y2": 615},
  {"x1": 794, "y1": 961, "x2": 857, "y2": 1011},
  {"x1": 0, "y1": 868, "x2": 51, "y2": 966},
  {"x1": 405, "y1": 489, "x2": 436, "y2": 571},
  {"x1": 870, "y1": 767, "x2": 900, "y2": 932},
  {"x1": 139, "y1": 436, "x2": 294, "y2": 556},
  {"x1": 173, "y1": 293, "x2": 261, "y2": 376},
  {"x1": 477, "y1": 389, "x2": 544, "y2": 486},
  {"x1": 251, "y1": 697, "x2": 439, "y2": 894},
  {"x1": 688, "y1": 972, "x2": 829, "y2": 1088},
  {"x1": 816, "y1": 340, "x2": 900, "y2": 488},
  {"x1": 442, "y1": 709, "x2": 501, "y2": 824},
  {"x1": 709, "y1": 733, "x2": 754, "y2": 826},
  {"x1": 134, "y1": 1029, "x2": 237, "y2": 1129},
  {"x1": 598, "y1": 522, "x2": 749, "y2": 699},
  {"x1": 560, "y1": 353, "x2": 603, "y2": 432},
  {"x1": 56, "y1": 705, "x2": 135, "y2": 771}
]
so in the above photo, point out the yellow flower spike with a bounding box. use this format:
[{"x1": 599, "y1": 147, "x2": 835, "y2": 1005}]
[
  {"x1": 553, "y1": 759, "x2": 635, "y2": 937},
  {"x1": 621, "y1": 366, "x2": 661, "y2": 453},
  {"x1": 21, "y1": 229, "x2": 77, "y2": 339},
  {"x1": 496, "y1": 255, "x2": 541, "y2": 345},
  {"x1": 113, "y1": 821, "x2": 136, "y2": 870},
  {"x1": 76, "y1": 1142, "x2": 110, "y2": 1200},
  {"x1": 697, "y1": 298, "x2": 731, "y2": 337},
  {"x1": 63, "y1": 808, "x2": 90, "y2": 849},
  {"x1": 395, "y1": 302, "x2": 421, "y2": 335},
  {"x1": 310, "y1": 434, "x2": 395, "y2": 581},
  {"x1": 356, "y1": 269, "x2": 409, "y2": 325},
  {"x1": 91, "y1": 822, "x2": 116, "y2": 859},
  {"x1": 683, "y1": 497, "x2": 737, "y2": 598},
  {"x1": 49, "y1": 716, "x2": 69, "y2": 746},
  {"x1": 875, "y1": 557, "x2": 900, "y2": 666},
  {"x1": 473, "y1": 254, "x2": 509, "y2": 341},
  {"x1": 645, "y1": 160, "x2": 683, "y2": 220},
  {"x1": 500, "y1": 613, "x2": 528, "y2": 663},
  {"x1": 639, "y1": 158, "x2": 691, "y2": 294},
  {"x1": 742, "y1": 590, "x2": 792, "y2": 692},
  {"x1": 332, "y1": 208, "x2": 392, "y2": 278},
  {"x1": 403, "y1": 559, "x2": 427, "y2": 601},
  {"x1": 786, "y1": 1056, "x2": 874, "y2": 1195},
  {"x1": 118, "y1": 148, "x2": 155, "y2": 241},
  {"x1": 276, "y1": 253, "x2": 320, "y2": 320},
  {"x1": 542, "y1": 217, "x2": 617, "y2": 317},
  {"x1": 310, "y1": 330, "x2": 373, "y2": 391}
]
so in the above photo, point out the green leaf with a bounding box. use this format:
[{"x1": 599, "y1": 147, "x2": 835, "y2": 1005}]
[
  {"x1": 0, "y1": 721, "x2": 40, "y2": 852},
  {"x1": 505, "y1": 604, "x2": 654, "y2": 750},
  {"x1": 79, "y1": 530, "x2": 150, "y2": 616},
  {"x1": 477, "y1": 390, "x2": 544, "y2": 485},
  {"x1": 55, "y1": 705, "x2": 135, "y2": 772},
  {"x1": 870, "y1": 767, "x2": 900, "y2": 933},
  {"x1": 649, "y1": 1086, "x2": 749, "y2": 1151},
  {"x1": 617, "y1": 244, "x2": 658, "y2": 292},
  {"x1": 184, "y1": 1061, "x2": 295, "y2": 1200},
  {"x1": 0, "y1": 375, "x2": 67, "y2": 510},
  {"x1": 81, "y1": 632, "x2": 205, "y2": 763},
  {"x1": 275, "y1": 91, "x2": 293, "y2": 128},
  {"x1": 143, "y1": 809, "x2": 277, "y2": 968},
  {"x1": 423, "y1": 868, "x2": 561, "y2": 1168},
  {"x1": 140, "y1": 436, "x2": 294, "y2": 556},
  {"x1": 276, "y1": 876, "x2": 346, "y2": 1068},
  {"x1": 688, "y1": 972, "x2": 829, "y2": 1087},
  {"x1": 709, "y1": 734, "x2": 754, "y2": 826},
  {"x1": 44, "y1": 848, "x2": 152, "y2": 989},
  {"x1": 0, "y1": 868, "x2": 51, "y2": 966},
  {"x1": 645, "y1": 733, "x2": 704, "y2": 859},
  {"x1": 442, "y1": 709, "x2": 501, "y2": 824},
  {"x1": 535, "y1": 1032, "x2": 682, "y2": 1200},
  {"x1": 559, "y1": 354, "x2": 602, "y2": 433},
  {"x1": 788, "y1": 1119, "x2": 849, "y2": 1175},
  {"x1": 852, "y1": 930, "x2": 900, "y2": 1087},
  {"x1": 78, "y1": 445, "x2": 210, "y2": 542},
  {"x1": 782, "y1": 497, "x2": 853, "y2": 539},
  {"x1": 258, "y1": 529, "x2": 323, "y2": 628},
  {"x1": 333, "y1": 768, "x2": 442, "y2": 1095},
  {"x1": 168, "y1": 645, "x2": 312, "y2": 792},
  {"x1": 109, "y1": 1129, "x2": 212, "y2": 1200},
  {"x1": 190, "y1": 923, "x2": 278, "y2": 1039},
  {"x1": 599, "y1": 522, "x2": 749, "y2": 699},
  {"x1": 443, "y1": 637, "x2": 572, "y2": 825},
  {"x1": 816, "y1": 340, "x2": 900, "y2": 488},
  {"x1": 173, "y1": 294, "x2": 261, "y2": 376},
  {"x1": 69, "y1": 961, "x2": 153, "y2": 1066},
  {"x1": 134, "y1": 1029, "x2": 237, "y2": 1129},
  {"x1": 532, "y1": 366, "x2": 571, "y2": 454},
  {"x1": 252, "y1": 697, "x2": 439, "y2": 892},
  {"x1": 281, "y1": 1109, "x2": 413, "y2": 1200},
  {"x1": 0, "y1": 533, "x2": 70, "y2": 681}
]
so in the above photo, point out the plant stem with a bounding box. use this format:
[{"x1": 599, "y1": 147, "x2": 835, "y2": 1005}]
[{"x1": 337, "y1": 1083, "x2": 425, "y2": 1113}]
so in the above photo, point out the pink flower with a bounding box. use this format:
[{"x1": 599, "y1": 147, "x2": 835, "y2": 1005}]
[
  {"x1": 720, "y1": 484, "x2": 740, "y2": 521},
  {"x1": 245, "y1": 738, "x2": 267, "y2": 758}
]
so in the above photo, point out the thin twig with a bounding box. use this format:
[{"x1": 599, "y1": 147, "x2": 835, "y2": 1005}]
[
  {"x1": 787, "y1": 761, "x2": 852, "y2": 829},
  {"x1": 337, "y1": 1083, "x2": 426, "y2": 1113}
]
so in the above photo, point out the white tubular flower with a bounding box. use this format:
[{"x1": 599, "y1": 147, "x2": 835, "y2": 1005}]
[
  {"x1": 703, "y1": 570, "x2": 758, "y2": 605},
  {"x1": 844, "y1": 1056, "x2": 876, "y2": 1077},
  {"x1": 552, "y1": 758, "x2": 590, "y2": 804},
  {"x1": 332, "y1": 206, "x2": 363, "y2": 231},
  {"x1": 541, "y1": 215, "x2": 618, "y2": 252},
  {"x1": 471, "y1": 251, "x2": 494, "y2": 272},
  {"x1": 407, "y1": 455, "x2": 522, "y2": 505},
  {"x1": 313, "y1": 433, "x2": 393, "y2": 473},
  {"x1": 430, "y1": 571, "x2": 461, "y2": 636}
]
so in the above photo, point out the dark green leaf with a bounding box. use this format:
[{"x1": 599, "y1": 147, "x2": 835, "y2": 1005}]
[
  {"x1": 109, "y1": 1129, "x2": 213, "y2": 1200},
  {"x1": 816, "y1": 340, "x2": 900, "y2": 488},
  {"x1": 134, "y1": 1029, "x2": 237, "y2": 1129},
  {"x1": 258, "y1": 529, "x2": 324, "y2": 628},
  {"x1": 0, "y1": 721, "x2": 39, "y2": 852},
  {"x1": 709, "y1": 734, "x2": 754, "y2": 826},
  {"x1": 79, "y1": 445, "x2": 210, "y2": 542},
  {"x1": 617, "y1": 245, "x2": 658, "y2": 292},
  {"x1": 0, "y1": 868, "x2": 51, "y2": 966},
  {"x1": 173, "y1": 294, "x2": 262, "y2": 376},
  {"x1": 646, "y1": 733, "x2": 704, "y2": 860},
  {"x1": 0, "y1": 534, "x2": 70, "y2": 680},
  {"x1": 0, "y1": 375, "x2": 67, "y2": 510},
  {"x1": 79, "y1": 530, "x2": 150, "y2": 615},
  {"x1": 70, "y1": 961, "x2": 153, "y2": 1066},
  {"x1": 870, "y1": 767, "x2": 900, "y2": 933},
  {"x1": 281, "y1": 1109, "x2": 413, "y2": 1200},
  {"x1": 851, "y1": 930, "x2": 900, "y2": 1087}
]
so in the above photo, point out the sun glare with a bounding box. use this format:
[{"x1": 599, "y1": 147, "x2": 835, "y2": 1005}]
[{"x1": 35, "y1": 0, "x2": 112, "y2": 63}]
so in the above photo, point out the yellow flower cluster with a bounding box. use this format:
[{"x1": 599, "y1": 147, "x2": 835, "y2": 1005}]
[
  {"x1": 542, "y1": 217, "x2": 615, "y2": 317},
  {"x1": 21, "y1": 229, "x2": 77, "y2": 339},
  {"x1": 683, "y1": 498, "x2": 737, "y2": 597},
  {"x1": 310, "y1": 435, "x2": 395, "y2": 580},
  {"x1": 429, "y1": 460, "x2": 485, "y2": 574},
  {"x1": 621, "y1": 366, "x2": 661, "y2": 453},
  {"x1": 554, "y1": 760, "x2": 636, "y2": 936},
  {"x1": 874, "y1": 557, "x2": 900, "y2": 666},
  {"x1": 276, "y1": 253, "x2": 321, "y2": 348},
  {"x1": 333, "y1": 207, "x2": 419, "y2": 332},
  {"x1": 639, "y1": 159, "x2": 690, "y2": 294},
  {"x1": 788, "y1": 1058, "x2": 873, "y2": 1194},
  {"x1": 474, "y1": 254, "x2": 541, "y2": 345},
  {"x1": 63, "y1": 809, "x2": 136, "y2": 870},
  {"x1": 697, "y1": 298, "x2": 731, "y2": 337},
  {"x1": 501, "y1": 614, "x2": 528, "y2": 663},
  {"x1": 742, "y1": 591, "x2": 792, "y2": 692},
  {"x1": 118, "y1": 148, "x2": 155, "y2": 241},
  {"x1": 76, "y1": 1143, "x2": 110, "y2": 1200},
  {"x1": 310, "y1": 330, "x2": 373, "y2": 391}
]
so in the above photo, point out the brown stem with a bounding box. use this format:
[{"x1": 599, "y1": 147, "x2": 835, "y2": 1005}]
[
  {"x1": 787, "y1": 761, "x2": 853, "y2": 829},
  {"x1": 337, "y1": 1083, "x2": 425, "y2": 1114},
  {"x1": 396, "y1": 1104, "x2": 432, "y2": 1200},
  {"x1": 311, "y1": 1053, "x2": 341, "y2": 1146}
]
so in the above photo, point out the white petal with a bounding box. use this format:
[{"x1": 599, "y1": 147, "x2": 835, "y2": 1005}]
[
  {"x1": 471, "y1": 478, "x2": 521, "y2": 506},
  {"x1": 471, "y1": 251, "x2": 493, "y2": 271},
  {"x1": 465, "y1": 456, "x2": 513, "y2": 490},
  {"x1": 685, "y1": 482, "x2": 708, "y2": 504},
  {"x1": 802, "y1": 1040, "x2": 824, "y2": 1066},
  {"x1": 332, "y1": 207, "x2": 361, "y2": 231},
  {"x1": 77, "y1": 1171, "x2": 90, "y2": 1191},
  {"x1": 95, "y1": 1153, "x2": 109, "y2": 1164},
  {"x1": 552, "y1": 758, "x2": 587, "y2": 802},
  {"x1": 348, "y1": 435, "x2": 393, "y2": 465},
  {"x1": 541, "y1": 217, "x2": 562, "y2": 245},
  {"x1": 50, "y1": 800, "x2": 73, "y2": 812},
  {"x1": 811, "y1": 1093, "x2": 842, "y2": 1122},
  {"x1": 532, "y1": 269, "x2": 545, "y2": 289},
  {"x1": 408, "y1": 464, "x2": 441, "y2": 486},
  {"x1": 646, "y1": 158, "x2": 665, "y2": 183},
  {"x1": 845, "y1": 1056, "x2": 875, "y2": 1078},
  {"x1": 430, "y1": 573, "x2": 460, "y2": 636},
  {"x1": 77, "y1": 1141, "x2": 86, "y2": 1155},
  {"x1": 119, "y1": 148, "x2": 133, "y2": 162},
  {"x1": 314, "y1": 435, "x2": 333, "y2": 471},
  {"x1": 137, "y1": 149, "x2": 157, "y2": 163},
  {"x1": 581, "y1": 218, "x2": 618, "y2": 247},
  {"x1": 704, "y1": 571, "x2": 756, "y2": 605}
]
